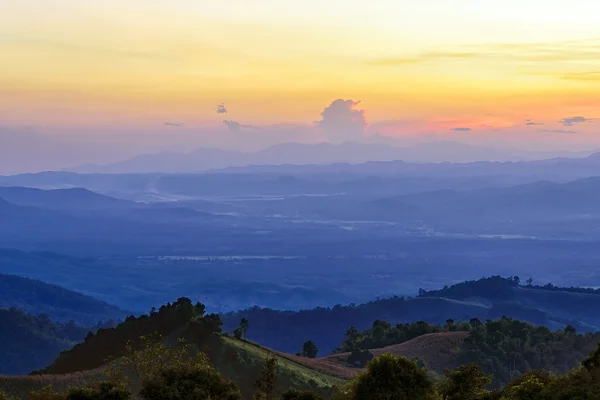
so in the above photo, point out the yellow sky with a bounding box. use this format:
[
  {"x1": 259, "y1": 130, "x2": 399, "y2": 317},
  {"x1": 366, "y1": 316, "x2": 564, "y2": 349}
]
[{"x1": 1, "y1": 0, "x2": 600, "y2": 137}]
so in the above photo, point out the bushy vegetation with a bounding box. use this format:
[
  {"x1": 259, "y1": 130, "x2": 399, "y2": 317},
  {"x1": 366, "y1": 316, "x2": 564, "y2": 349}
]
[
  {"x1": 38, "y1": 297, "x2": 219, "y2": 374},
  {"x1": 6, "y1": 344, "x2": 600, "y2": 399},
  {"x1": 0, "y1": 308, "x2": 89, "y2": 375},
  {"x1": 335, "y1": 314, "x2": 600, "y2": 388},
  {"x1": 417, "y1": 276, "x2": 521, "y2": 300}
]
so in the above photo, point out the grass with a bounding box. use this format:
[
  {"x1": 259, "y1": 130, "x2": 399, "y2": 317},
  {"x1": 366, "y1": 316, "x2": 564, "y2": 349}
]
[
  {"x1": 220, "y1": 336, "x2": 346, "y2": 386},
  {"x1": 325, "y1": 331, "x2": 469, "y2": 374}
]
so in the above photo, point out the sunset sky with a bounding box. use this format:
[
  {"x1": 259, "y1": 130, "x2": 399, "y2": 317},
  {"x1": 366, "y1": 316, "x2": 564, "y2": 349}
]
[{"x1": 1, "y1": 0, "x2": 599, "y2": 150}]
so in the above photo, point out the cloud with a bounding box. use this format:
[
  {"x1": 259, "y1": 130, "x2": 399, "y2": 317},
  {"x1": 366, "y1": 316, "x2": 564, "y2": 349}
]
[
  {"x1": 524, "y1": 119, "x2": 543, "y2": 126},
  {"x1": 216, "y1": 103, "x2": 228, "y2": 114},
  {"x1": 449, "y1": 127, "x2": 472, "y2": 132},
  {"x1": 164, "y1": 122, "x2": 184, "y2": 127},
  {"x1": 559, "y1": 116, "x2": 592, "y2": 126},
  {"x1": 560, "y1": 71, "x2": 600, "y2": 81},
  {"x1": 316, "y1": 99, "x2": 367, "y2": 143},
  {"x1": 538, "y1": 129, "x2": 578, "y2": 134},
  {"x1": 367, "y1": 38, "x2": 600, "y2": 69},
  {"x1": 222, "y1": 120, "x2": 256, "y2": 131}
]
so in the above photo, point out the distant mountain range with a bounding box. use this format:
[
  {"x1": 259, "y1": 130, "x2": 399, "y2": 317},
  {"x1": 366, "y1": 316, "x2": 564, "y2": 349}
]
[{"x1": 68, "y1": 141, "x2": 598, "y2": 174}]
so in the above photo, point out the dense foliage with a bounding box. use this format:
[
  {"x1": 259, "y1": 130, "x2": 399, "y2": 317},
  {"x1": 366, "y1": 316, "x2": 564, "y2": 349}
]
[
  {"x1": 335, "y1": 320, "x2": 446, "y2": 353},
  {"x1": 417, "y1": 276, "x2": 521, "y2": 300},
  {"x1": 38, "y1": 298, "x2": 220, "y2": 374},
  {"x1": 455, "y1": 316, "x2": 600, "y2": 387},
  {"x1": 0, "y1": 308, "x2": 89, "y2": 375},
  {"x1": 335, "y1": 315, "x2": 600, "y2": 388}
]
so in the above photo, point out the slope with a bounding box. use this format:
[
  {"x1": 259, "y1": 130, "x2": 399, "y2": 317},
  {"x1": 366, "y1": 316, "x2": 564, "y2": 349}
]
[
  {"x1": 0, "y1": 308, "x2": 89, "y2": 375},
  {"x1": 0, "y1": 273, "x2": 128, "y2": 326},
  {"x1": 0, "y1": 186, "x2": 136, "y2": 210}
]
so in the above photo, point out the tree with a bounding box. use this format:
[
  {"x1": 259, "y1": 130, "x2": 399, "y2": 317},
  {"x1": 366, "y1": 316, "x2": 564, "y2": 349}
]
[
  {"x1": 302, "y1": 340, "x2": 318, "y2": 358},
  {"x1": 436, "y1": 363, "x2": 492, "y2": 400},
  {"x1": 351, "y1": 353, "x2": 434, "y2": 400},
  {"x1": 233, "y1": 327, "x2": 243, "y2": 340},
  {"x1": 140, "y1": 365, "x2": 241, "y2": 400},
  {"x1": 469, "y1": 318, "x2": 482, "y2": 328},
  {"x1": 348, "y1": 349, "x2": 374, "y2": 368},
  {"x1": 564, "y1": 324, "x2": 577, "y2": 335},
  {"x1": 526, "y1": 278, "x2": 533, "y2": 287},
  {"x1": 30, "y1": 386, "x2": 64, "y2": 400},
  {"x1": 281, "y1": 389, "x2": 323, "y2": 400},
  {"x1": 254, "y1": 354, "x2": 278, "y2": 400},
  {"x1": 582, "y1": 343, "x2": 600, "y2": 371},
  {"x1": 104, "y1": 335, "x2": 208, "y2": 385},
  {"x1": 67, "y1": 382, "x2": 131, "y2": 400},
  {"x1": 239, "y1": 318, "x2": 250, "y2": 339},
  {"x1": 500, "y1": 371, "x2": 552, "y2": 400}
]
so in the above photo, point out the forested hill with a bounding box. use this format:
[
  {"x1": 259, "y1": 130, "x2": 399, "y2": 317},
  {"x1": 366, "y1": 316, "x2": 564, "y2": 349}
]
[
  {"x1": 0, "y1": 272, "x2": 128, "y2": 326},
  {"x1": 0, "y1": 308, "x2": 89, "y2": 375},
  {"x1": 222, "y1": 276, "x2": 600, "y2": 355}
]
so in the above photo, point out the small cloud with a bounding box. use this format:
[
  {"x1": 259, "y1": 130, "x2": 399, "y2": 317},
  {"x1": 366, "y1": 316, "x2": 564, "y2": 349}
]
[
  {"x1": 538, "y1": 129, "x2": 578, "y2": 134},
  {"x1": 449, "y1": 127, "x2": 472, "y2": 132},
  {"x1": 524, "y1": 119, "x2": 543, "y2": 126},
  {"x1": 222, "y1": 120, "x2": 256, "y2": 131},
  {"x1": 485, "y1": 113, "x2": 493, "y2": 116},
  {"x1": 164, "y1": 122, "x2": 184, "y2": 127},
  {"x1": 216, "y1": 103, "x2": 228, "y2": 114},
  {"x1": 559, "y1": 116, "x2": 592, "y2": 126}
]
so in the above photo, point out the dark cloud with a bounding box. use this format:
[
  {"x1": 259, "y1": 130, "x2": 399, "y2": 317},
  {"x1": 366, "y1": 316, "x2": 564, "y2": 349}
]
[
  {"x1": 222, "y1": 120, "x2": 256, "y2": 131},
  {"x1": 449, "y1": 127, "x2": 472, "y2": 132},
  {"x1": 316, "y1": 99, "x2": 367, "y2": 143},
  {"x1": 164, "y1": 122, "x2": 184, "y2": 127},
  {"x1": 538, "y1": 129, "x2": 578, "y2": 134},
  {"x1": 559, "y1": 116, "x2": 592, "y2": 126}
]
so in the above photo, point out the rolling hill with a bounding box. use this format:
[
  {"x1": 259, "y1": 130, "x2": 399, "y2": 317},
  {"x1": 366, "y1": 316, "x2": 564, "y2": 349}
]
[
  {"x1": 0, "y1": 273, "x2": 128, "y2": 325},
  {"x1": 0, "y1": 186, "x2": 135, "y2": 210}
]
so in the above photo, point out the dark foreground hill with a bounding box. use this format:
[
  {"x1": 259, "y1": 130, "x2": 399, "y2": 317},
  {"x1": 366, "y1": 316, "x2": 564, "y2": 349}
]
[{"x1": 4, "y1": 294, "x2": 600, "y2": 399}]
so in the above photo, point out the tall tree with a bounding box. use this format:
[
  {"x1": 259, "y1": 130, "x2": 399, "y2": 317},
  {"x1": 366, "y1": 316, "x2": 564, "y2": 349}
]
[
  {"x1": 254, "y1": 354, "x2": 278, "y2": 400},
  {"x1": 302, "y1": 340, "x2": 318, "y2": 358},
  {"x1": 239, "y1": 318, "x2": 250, "y2": 339}
]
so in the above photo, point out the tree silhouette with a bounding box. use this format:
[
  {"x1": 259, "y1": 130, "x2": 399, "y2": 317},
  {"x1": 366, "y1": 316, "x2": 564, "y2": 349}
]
[
  {"x1": 239, "y1": 318, "x2": 250, "y2": 339},
  {"x1": 301, "y1": 340, "x2": 318, "y2": 358},
  {"x1": 352, "y1": 353, "x2": 433, "y2": 400}
]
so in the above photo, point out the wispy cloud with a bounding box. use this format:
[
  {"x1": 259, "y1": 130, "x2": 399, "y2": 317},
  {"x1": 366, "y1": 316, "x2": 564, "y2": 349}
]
[
  {"x1": 559, "y1": 116, "x2": 592, "y2": 126},
  {"x1": 222, "y1": 120, "x2": 256, "y2": 131},
  {"x1": 560, "y1": 71, "x2": 600, "y2": 81},
  {"x1": 524, "y1": 119, "x2": 543, "y2": 126},
  {"x1": 367, "y1": 38, "x2": 600, "y2": 70},
  {"x1": 538, "y1": 129, "x2": 578, "y2": 134},
  {"x1": 164, "y1": 122, "x2": 184, "y2": 127},
  {"x1": 449, "y1": 127, "x2": 472, "y2": 132},
  {"x1": 0, "y1": 32, "x2": 182, "y2": 62}
]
